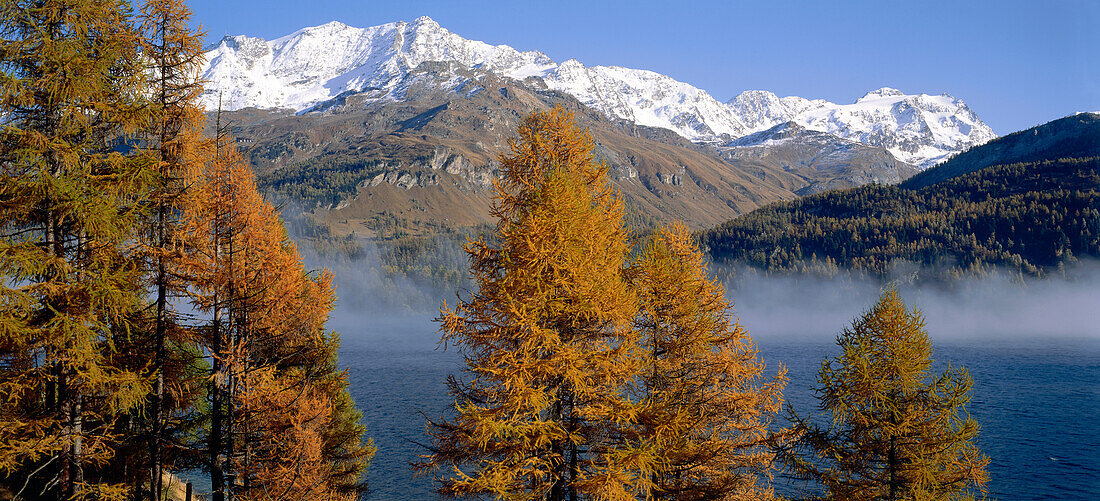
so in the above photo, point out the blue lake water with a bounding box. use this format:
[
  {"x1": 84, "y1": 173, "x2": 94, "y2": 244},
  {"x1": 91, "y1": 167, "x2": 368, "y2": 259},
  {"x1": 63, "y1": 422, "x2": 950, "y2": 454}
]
[{"x1": 339, "y1": 317, "x2": 1100, "y2": 500}]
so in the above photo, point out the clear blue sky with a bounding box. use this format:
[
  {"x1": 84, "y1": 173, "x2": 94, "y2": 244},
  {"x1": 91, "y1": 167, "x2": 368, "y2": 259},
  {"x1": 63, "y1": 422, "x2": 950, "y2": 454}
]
[{"x1": 186, "y1": 0, "x2": 1098, "y2": 135}]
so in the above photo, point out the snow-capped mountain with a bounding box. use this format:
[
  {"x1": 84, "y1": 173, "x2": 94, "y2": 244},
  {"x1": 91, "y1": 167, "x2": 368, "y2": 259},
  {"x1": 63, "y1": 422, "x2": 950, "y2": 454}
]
[
  {"x1": 200, "y1": 17, "x2": 554, "y2": 111},
  {"x1": 200, "y1": 17, "x2": 996, "y2": 168},
  {"x1": 782, "y1": 88, "x2": 994, "y2": 167}
]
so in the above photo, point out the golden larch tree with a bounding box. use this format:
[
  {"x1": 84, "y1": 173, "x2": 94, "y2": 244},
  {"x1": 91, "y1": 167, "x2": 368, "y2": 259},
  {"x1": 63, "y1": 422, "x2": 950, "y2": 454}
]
[
  {"x1": 1, "y1": 1, "x2": 371, "y2": 498},
  {"x1": 177, "y1": 134, "x2": 372, "y2": 501},
  {"x1": 175, "y1": 122, "x2": 241, "y2": 501},
  {"x1": 631, "y1": 223, "x2": 787, "y2": 500},
  {"x1": 135, "y1": 0, "x2": 208, "y2": 496},
  {"x1": 417, "y1": 107, "x2": 646, "y2": 500},
  {"x1": 0, "y1": 0, "x2": 154, "y2": 498},
  {"x1": 780, "y1": 287, "x2": 989, "y2": 501}
]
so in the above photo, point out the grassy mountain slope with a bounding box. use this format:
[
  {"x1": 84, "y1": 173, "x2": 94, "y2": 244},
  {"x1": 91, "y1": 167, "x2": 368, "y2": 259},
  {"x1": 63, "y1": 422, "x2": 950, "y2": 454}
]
[{"x1": 220, "y1": 62, "x2": 923, "y2": 240}]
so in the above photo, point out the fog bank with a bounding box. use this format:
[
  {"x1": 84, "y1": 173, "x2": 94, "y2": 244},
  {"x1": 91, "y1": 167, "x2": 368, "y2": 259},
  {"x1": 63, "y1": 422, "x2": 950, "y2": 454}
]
[
  {"x1": 295, "y1": 227, "x2": 1100, "y2": 345},
  {"x1": 724, "y1": 262, "x2": 1100, "y2": 342}
]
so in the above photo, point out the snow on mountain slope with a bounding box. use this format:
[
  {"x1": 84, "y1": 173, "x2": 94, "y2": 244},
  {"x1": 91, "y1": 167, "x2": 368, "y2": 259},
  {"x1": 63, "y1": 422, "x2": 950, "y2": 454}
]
[
  {"x1": 792, "y1": 88, "x2": 995, "y2": 167},
  {"x1": 200, "y1": 17, "x2": 554, "y2": 111},
  {"x1": 721, "y1": 88, "x2": 997, "y2": 167},
  {"x1": 537, "y1": 60, "x2": 752, "y2": 139},
  {"x1": 199, "y1": 17, "x2": 995, "y2": 168},
  {"x1": 718, "y1": 121, "x2": 920, "y2": 193}
]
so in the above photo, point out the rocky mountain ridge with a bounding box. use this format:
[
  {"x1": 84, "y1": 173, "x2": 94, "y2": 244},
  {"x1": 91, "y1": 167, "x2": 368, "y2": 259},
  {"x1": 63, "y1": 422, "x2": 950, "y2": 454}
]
[{"x1": 717, "y1": 122, "x2": 920, "y2": 195}]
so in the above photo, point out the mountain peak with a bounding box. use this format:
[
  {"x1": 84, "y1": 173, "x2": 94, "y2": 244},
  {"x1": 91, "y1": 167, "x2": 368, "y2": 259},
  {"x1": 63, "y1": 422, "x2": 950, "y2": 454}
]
[
  {"x1": 858, "y1": 87, "x2": 906, "y2": 101},
  {"x1": 725, "y1": 121, "x2": 801, "y2": 147},
  {"x1": 727, "y1": 90, "x2": 788, "y2": 131},
  {"x1": 409, "y1": 15, "x2": 442, "y2": 31},
  {"x1": 296, "y1": 20, "x2": 356, "y2": 35},
  {"x1": 730, "y1": 90, "x2": 781, "y2": 103},
  {"x1": 269, "y1": 19, "x2": 363, "y2": 46}
]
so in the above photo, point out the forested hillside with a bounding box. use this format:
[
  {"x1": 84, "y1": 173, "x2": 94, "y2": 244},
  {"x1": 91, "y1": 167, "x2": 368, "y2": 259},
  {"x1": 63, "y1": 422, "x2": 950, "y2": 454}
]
[{"x1": 700, "y1": 157, "x2": 1100, "y2": 278}]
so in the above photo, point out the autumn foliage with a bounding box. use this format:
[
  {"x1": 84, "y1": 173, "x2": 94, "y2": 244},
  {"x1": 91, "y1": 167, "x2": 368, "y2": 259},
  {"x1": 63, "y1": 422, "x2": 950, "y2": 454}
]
[
  {"x1": 0, "y1": 0, "x2": 152, "y2": 497},
  {"x1": 0, "y1": 1, "x2": 997, "y2": 499},
  {"x1": 632, "y1": 223, "x2": 787, "y2": 500},
  {"x1": 417, "y1": 108, "x2": 788, "y2": 500},
  {"x1": 0, "y1": 1, "x2": 371, "y2": 499},
  {"x1": 135, "y1": 0, "x2": 208, "y2": 497},
  {"x1": 178, "y1": 128, "x2": 372, "y2": 500},
  {"x1": 417, "y1": 107, "x2": 639, "y2": 499},
  {"x1": 779, "y1": 287, "x2": 989, "y2": 500}
]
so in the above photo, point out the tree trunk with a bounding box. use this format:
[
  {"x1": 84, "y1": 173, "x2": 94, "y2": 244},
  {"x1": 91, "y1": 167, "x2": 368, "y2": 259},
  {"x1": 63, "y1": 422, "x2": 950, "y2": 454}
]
[
  {"x1": 548, "y1": 383, "x2": 565, "y2": 501},
  {"x1": 210, "y1": 101, "x2": 229, "y2": 501},
  {"x1": 211, "y1": 295, "x2": 225, "y2": 501},
  {"x1": 59, "y1": 369, "x2": 83, "y2": 499},
  {"x1": 888, "y1": 434, "x2": 897, "y2": 501},
  {"x1": 224, "y1": 212, "x2": 237, "y2": 500},
  {"x1": 71, "y1": 390, "x2": 84, "y2": 496},
  {"x1": 150, "y1": 204, "x2": 167, "y2": 501}
]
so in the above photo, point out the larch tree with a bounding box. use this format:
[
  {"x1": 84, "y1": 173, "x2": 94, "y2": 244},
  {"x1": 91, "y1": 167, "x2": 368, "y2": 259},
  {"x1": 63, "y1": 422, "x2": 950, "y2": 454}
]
[
  {"x1": 177, "y1": 131, "x2": 288, "y2": 500},
  {"x1": 417, "y1": 107, "x2": 646, "y2": 500},
  {"x1": 779, "y1": 287, "x2": 989, "y2": 501},
  {"x1": 177, "y1": 132, "x2": 372, "y2": 501},
  {"x1": 0, "y1": 1, "x2": 371, "y2": 498},
  {"x1": 631, "y1": 223, "x2": 787, "y2": 500},
  {"x1": 135, "y1": 0, "x2": 207, "y2": 496},
  {"x1": 175, "y1": 117, "x2": 237, "y2": 501},
  {"x1": 0, "y1": 0, "x2": 155, "y2": 498}
]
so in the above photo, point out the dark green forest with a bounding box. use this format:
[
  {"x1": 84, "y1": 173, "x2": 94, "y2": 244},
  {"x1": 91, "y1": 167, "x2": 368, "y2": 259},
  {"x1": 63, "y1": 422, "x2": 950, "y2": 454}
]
[{"x1": 699, "y1": 157, "x2": 1100, "y2": 278}]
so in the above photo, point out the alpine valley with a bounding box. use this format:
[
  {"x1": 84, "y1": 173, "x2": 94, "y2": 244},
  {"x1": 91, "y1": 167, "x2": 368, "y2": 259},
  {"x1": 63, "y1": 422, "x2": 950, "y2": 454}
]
[{"x1": 200, "y1": 16, "x2": 995, "y2": 237}]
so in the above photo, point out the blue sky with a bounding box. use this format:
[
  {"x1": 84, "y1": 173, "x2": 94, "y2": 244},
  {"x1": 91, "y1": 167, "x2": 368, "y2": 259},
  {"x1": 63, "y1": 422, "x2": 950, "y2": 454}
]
[{"x1": 186, "y1": 0, "x2": 1098, "y2": 135}]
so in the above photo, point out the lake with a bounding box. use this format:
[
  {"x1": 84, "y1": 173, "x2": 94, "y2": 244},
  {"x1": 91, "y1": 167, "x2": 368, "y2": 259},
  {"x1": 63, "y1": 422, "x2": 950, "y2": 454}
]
[{"x1": 338, "y1": 316, "x2": 1100, "y2": 500}]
